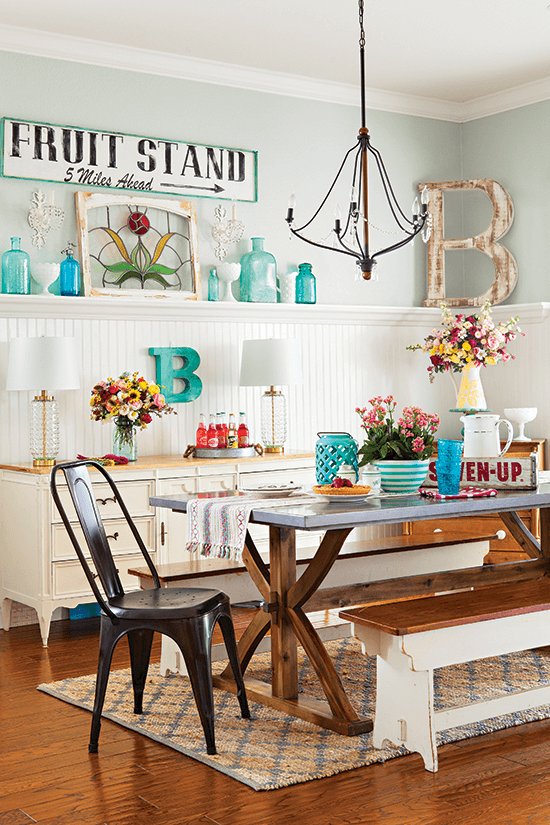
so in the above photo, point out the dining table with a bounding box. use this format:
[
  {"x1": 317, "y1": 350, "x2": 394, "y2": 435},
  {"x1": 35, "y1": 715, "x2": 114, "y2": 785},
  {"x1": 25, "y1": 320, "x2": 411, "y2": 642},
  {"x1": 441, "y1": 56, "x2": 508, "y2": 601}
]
[{"x1": 150, "y1": 485, "x2": 550, "y2": 736}]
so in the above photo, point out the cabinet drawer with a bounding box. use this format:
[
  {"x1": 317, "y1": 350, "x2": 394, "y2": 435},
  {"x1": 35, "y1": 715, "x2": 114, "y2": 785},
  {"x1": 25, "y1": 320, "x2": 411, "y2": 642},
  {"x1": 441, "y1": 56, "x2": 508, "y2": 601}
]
[
  {"x1": 52, "y1": 516, "x2": 155, "y2": 560},
  {"x1": 198, "y1": 474, "x2": 237, "y2": 493},
  {"x1": 410, "y1": 515, "x2": 535, "y2": 554},
  {"x1": 53, "y1": 551, "x2": 156, "y2": 598},
  {"x1": 52, "y1": 479, "x2": 155, "y2": 522}
]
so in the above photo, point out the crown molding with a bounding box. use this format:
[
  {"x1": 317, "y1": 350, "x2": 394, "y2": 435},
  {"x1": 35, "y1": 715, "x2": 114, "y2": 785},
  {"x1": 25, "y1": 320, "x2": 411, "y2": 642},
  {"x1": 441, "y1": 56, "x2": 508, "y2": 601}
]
[
  {"x1": 1, "y1": 295, "x2": 547, "y2": 327},
  {"x1": 0, "y1": 23, "x2": 549, "y2": 123},
  {"x1": 459, "y1": 76, "x2": 550, "y2": 122}
]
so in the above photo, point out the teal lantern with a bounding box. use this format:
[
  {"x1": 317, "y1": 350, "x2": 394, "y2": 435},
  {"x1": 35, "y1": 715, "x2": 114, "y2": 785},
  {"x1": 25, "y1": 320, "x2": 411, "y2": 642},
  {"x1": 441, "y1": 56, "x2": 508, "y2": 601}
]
[{"x1": 315, "y1": 432, "x2": 359, "y2": 484}]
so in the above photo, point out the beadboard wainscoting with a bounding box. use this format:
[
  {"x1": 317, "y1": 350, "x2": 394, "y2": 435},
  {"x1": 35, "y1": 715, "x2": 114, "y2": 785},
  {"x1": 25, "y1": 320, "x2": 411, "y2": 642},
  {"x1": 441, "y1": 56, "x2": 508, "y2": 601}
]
[
  {"x1": 2, "y1": 297, "x2": 547, "y2": 628},
  {"x1": 0, "y1": 297, "x2": 547, "y2": 464}
]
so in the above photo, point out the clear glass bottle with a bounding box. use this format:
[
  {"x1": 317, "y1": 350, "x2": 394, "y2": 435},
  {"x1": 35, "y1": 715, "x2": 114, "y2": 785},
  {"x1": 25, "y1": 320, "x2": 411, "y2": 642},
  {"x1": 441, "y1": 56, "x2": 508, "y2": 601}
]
[
  {"x1": 239, "y1": 237, "x2": 277, "y2": 303},
  {"x1": 59, "y1": 243, "x2": 80, "y2": 296},
  {"x1": 208, "y1": 268, "x2": 219, "y2": 301},
  {"x1": 295, "y1": 262, "x2": 316, "y2": 304},
  {"x1": 227, "y1": 413, "x2": 238, "y2": 448},
  {"x1": 2, "y1": 237, "x2": 30, "y2": 294}
]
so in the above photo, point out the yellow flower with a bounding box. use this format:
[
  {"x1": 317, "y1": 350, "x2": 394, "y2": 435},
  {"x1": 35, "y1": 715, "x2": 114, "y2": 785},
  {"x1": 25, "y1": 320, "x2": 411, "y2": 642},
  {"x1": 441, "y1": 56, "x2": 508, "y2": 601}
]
[
  {"x1": 462, "y1": 342, "x2": 471, "y2": 351},
  {"x1": 138, "y1": 380, "x2": 149, "y2": 391},
  {"x1": 486, "y1": 356, "x2": 496, "y2": 365},
  {"x1": 451, "y1": 354, "x2": 460, "y2": 364},
  {"x1": 149, "y1": 384, "x2": 160, "y2": 395}
]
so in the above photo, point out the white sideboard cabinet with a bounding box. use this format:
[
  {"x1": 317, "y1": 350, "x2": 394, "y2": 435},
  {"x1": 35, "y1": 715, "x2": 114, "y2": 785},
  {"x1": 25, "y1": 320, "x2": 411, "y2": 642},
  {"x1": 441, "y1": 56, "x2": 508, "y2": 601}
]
[{"x1": 0, "y1": 452, "x2": 315, "y2": 646}]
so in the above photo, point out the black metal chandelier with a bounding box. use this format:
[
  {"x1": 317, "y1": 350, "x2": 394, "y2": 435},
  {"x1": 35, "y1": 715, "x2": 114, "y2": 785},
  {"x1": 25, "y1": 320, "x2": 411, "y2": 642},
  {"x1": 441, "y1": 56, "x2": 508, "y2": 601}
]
[{"x1": 285, "y1": 0, "x2": 431, "y2": 281}]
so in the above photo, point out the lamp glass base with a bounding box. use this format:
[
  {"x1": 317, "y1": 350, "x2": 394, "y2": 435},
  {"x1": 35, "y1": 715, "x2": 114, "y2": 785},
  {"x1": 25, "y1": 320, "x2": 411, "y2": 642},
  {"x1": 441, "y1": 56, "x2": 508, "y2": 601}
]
[
  {"x1": 29, "y1": 396, "x2": 60, "y2": 465},
  {"x1": 260, "y1": 390, "x2": 287, "y2": 451}
]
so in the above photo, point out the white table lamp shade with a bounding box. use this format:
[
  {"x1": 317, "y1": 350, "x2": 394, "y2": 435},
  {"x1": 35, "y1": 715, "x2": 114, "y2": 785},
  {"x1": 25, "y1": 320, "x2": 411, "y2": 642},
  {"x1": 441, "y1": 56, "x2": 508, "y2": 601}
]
[
  {"x1": 239, "y1": 338, "x2": 303, "y2": 387},
  {"x1": 6, "y1": 336, "x2": 80, "y2": 391},
  {"x1": 5, "y1": 336, "x2": 80, "y2": 466}
]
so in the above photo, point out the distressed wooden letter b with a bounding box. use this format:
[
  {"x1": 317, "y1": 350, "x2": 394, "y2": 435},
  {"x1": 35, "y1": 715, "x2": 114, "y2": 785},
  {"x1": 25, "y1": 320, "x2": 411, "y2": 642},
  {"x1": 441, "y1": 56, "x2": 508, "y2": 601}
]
[{"x1": 420, "y1": 178, "x2": 518, "y2": 308}]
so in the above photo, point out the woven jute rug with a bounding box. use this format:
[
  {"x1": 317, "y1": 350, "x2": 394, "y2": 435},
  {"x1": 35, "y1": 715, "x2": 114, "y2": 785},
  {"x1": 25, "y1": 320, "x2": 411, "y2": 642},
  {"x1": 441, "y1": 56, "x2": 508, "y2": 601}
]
[{"x1": 38, "y1": 637, "x2": 550, "y2": 791}]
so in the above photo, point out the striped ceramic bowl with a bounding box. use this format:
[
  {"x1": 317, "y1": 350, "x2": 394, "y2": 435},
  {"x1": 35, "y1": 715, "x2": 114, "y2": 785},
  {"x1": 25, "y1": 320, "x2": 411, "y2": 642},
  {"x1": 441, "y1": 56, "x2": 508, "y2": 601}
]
[{"x1": 373, "y1": 459, "x2": 430, "y2": 494}]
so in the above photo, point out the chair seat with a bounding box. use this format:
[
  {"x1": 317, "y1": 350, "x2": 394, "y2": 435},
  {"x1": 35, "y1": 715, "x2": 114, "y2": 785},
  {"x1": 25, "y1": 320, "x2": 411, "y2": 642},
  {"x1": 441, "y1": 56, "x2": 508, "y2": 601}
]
[{"x1": 107, "y1": 586, "x2": 229, "y2": 620}]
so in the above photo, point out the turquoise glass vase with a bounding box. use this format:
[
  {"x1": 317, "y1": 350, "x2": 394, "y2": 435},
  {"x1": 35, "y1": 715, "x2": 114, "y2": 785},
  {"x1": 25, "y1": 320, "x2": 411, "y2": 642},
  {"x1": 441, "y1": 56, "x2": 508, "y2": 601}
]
[
  {"x1": 60, "y1": 244, "x2": 80, "y2": 296},
  {"x1": 239, "y1": 237, "x2": 277, "y2": 302},
  {"x1": 2, "y1": 237, "x2": 30, "y2": 294},
  {"x1": 296, "y1": 262, "x2": 316, "y2": 304}
]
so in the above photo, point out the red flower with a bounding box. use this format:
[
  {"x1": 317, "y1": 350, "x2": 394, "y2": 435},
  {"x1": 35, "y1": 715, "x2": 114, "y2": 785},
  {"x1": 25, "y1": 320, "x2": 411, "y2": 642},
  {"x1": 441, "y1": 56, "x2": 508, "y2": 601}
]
[{"x1": 142, "y1": 413, "x2": 152, "y2": 424}]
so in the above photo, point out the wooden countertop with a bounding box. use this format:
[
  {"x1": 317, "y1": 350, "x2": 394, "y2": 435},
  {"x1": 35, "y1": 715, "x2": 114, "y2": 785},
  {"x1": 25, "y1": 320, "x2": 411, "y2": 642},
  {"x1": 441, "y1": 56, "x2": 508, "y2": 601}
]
[{"x1": 0, "y1": 450, "x2": 315, "y2": 475}]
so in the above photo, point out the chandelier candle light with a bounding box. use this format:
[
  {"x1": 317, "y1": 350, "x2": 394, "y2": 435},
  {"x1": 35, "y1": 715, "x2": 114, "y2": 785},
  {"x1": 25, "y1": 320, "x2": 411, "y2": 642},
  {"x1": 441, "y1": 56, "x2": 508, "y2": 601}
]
[
  {"x1": 239, "y1": 339, "x2": 303, "y2": 453},
  {"x1": 6, "y1": 336, "x2": 80, "y2": 466},
  {"x1": 285, "y1": 0, "x2": 431, "y2": 280}
]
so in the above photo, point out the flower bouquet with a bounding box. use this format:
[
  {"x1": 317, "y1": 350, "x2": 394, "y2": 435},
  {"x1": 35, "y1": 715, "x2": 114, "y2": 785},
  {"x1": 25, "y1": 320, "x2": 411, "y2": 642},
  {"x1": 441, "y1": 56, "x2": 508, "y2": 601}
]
[
  {"x1": 356, "y1": 396, "x2": 440, "y2": 464},
  {"x1": 407, "y1": 301, "x2": 522, "y2": 383},
  {"x1": 90, "y1": 371, "x2": 176, "y2": 459}
]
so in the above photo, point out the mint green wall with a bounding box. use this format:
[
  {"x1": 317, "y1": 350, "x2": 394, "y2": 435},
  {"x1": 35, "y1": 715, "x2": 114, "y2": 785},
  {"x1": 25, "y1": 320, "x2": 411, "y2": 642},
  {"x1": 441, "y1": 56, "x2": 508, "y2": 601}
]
[
  {"x1": 0, "y1": 50, "x2": 463, "y2": 306},
  {"x1": 461, "y1": 102, "x2": 550, "y2": 306}
]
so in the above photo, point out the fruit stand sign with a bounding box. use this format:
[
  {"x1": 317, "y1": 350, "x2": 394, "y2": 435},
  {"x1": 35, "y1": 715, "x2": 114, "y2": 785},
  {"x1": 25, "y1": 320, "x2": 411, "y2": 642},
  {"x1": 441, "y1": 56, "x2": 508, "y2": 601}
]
[
  {"x1": 0, "y1": 118, "x2": 257, "y2": 202},
  {"x1": 424, "y1": 454, "x2": 538, "y2": 490}
]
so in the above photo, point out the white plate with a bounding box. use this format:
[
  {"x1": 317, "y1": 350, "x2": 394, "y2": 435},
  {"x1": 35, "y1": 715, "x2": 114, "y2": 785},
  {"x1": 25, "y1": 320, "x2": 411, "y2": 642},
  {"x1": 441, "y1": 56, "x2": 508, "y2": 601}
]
[
  {"x1": 312, "y1": 490, "x2": 376, "y2": 503},
  {"x1": 238, "y1": 483, "x2": 303, "y2": 498}
]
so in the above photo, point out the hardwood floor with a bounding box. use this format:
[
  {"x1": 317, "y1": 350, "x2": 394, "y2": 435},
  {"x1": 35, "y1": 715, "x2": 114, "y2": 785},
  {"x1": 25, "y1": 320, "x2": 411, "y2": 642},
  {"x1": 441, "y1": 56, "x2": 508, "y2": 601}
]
[{"x1": 3, "y1": 615, "x2": 550, "y2": 825}]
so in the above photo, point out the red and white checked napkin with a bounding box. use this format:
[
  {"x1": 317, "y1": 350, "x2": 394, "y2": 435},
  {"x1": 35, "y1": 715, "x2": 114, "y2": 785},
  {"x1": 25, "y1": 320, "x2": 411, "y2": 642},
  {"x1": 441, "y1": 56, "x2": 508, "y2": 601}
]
[
  {"x1": 186, "y1": 494, "x2": 313, "y2": 561},
  {"x1": 419, "y1": 486, "x2": 497, "y2": 501}
]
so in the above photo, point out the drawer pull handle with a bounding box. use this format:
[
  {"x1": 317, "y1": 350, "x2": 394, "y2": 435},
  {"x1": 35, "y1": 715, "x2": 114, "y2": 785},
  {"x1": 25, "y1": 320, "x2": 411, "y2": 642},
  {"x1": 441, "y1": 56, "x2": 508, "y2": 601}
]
[
  {"x1": 106, "y1": 532, "x2": 119, "y2": 542},
  {"x1": 96, "y1": 496, "x2": 117, "y2": 506}
]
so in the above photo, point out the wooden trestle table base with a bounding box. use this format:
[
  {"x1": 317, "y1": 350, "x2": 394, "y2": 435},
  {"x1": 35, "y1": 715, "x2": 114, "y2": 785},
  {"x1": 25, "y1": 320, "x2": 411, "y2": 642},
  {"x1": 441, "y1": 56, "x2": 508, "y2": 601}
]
[{"x1": 150, "y1": 487, "x2": 550, "y2": 736}]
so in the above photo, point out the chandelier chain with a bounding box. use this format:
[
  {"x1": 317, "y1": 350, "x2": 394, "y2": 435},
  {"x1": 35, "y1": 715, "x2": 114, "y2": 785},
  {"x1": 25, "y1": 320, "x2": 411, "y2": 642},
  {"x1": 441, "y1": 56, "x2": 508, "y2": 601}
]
[{"x1": 358, "y1": 0, "x2": 365, "y2": 49}]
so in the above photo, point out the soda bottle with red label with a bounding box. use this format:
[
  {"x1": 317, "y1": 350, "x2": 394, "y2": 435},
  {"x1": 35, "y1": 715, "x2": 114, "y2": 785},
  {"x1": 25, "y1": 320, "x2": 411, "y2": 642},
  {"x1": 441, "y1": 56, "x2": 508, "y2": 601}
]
[
  {"x1": 238, "y1": 412, "x2": 250, "y2": 447},
  {"x1": 196, "y1": 414, "x2": 207, "y2": 448},
  {"x1": 216, "y1": 412, "x2": 227, "y2": 448},
  {"x1": 207, "y1": 414, "x2": 219, "y2": 448}
]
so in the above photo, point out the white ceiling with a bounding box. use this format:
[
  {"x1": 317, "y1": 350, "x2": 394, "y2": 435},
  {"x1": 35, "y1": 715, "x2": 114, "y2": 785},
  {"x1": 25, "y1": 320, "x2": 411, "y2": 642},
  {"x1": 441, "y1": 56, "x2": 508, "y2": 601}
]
[{"x1": 2, "y1": 0, "x2": 550, "y2": 111}]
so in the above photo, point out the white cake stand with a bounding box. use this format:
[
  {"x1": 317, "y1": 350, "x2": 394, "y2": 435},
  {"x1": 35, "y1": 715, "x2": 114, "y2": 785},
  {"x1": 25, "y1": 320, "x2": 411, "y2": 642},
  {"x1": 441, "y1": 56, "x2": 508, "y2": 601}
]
[
  {"x1": 217, "y1": 263, "x2": 240, "y2": 302},
  {"x1": 504, "y1": 407, "x2": 538, "y2": 441},
  {"x1": 32, "y1": 262, "x2": 60, "y2": 295}
]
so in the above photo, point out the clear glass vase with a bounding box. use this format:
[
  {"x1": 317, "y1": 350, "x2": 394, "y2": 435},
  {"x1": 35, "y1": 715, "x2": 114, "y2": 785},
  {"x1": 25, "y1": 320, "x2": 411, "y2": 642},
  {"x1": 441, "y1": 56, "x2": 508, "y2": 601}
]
[
  {"x1": 113, "y1": 417, "x2": 138, "y2": 461},
  {"x1": 2, "y1": 237, "x2": 30, "y2": 294}
]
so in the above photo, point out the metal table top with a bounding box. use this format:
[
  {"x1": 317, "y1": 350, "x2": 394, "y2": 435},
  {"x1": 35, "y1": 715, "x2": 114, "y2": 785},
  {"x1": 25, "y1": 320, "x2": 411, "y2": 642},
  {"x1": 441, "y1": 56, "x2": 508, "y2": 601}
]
[{"x1": 150, "y1": 484, "x2": 550, "y2": 532}]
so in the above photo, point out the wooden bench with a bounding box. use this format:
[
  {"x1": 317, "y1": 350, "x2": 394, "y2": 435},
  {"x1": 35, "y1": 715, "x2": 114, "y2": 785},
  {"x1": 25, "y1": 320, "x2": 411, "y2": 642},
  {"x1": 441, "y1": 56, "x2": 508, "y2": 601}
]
[
  {"x1": 340, "y1": 577, "x2": 550, "y2": 773},
  {"x1": 129, "y1": 530, "x2": 501, "y2": 676}
]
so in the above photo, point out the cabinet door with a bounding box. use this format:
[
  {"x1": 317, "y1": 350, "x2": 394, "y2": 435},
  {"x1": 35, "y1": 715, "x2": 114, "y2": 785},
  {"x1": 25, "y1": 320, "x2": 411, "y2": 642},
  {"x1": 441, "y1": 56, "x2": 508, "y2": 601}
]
[{"x1": 157, "y1": 476, "x2": 198, "y2": 564}]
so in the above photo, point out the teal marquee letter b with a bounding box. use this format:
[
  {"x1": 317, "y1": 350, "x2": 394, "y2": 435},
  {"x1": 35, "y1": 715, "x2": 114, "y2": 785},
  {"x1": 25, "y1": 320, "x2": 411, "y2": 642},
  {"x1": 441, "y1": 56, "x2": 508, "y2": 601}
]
[{"x1": 149, "y1": 346, "x2": 202, "y2": 403}]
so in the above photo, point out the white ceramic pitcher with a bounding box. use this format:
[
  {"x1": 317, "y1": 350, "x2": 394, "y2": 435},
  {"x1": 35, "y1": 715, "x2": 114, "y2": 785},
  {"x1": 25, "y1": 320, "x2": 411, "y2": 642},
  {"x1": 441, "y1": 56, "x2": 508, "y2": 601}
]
[{"x1": 460, "y1": 414, "x2": 514, "y2": 458}]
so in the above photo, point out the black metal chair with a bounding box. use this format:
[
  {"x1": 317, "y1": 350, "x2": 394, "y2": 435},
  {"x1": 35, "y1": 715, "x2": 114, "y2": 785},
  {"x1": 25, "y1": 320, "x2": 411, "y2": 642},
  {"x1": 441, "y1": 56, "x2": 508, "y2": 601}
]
[{"x1": 50, "y1": 459, "x2": 250, "y2": 755}]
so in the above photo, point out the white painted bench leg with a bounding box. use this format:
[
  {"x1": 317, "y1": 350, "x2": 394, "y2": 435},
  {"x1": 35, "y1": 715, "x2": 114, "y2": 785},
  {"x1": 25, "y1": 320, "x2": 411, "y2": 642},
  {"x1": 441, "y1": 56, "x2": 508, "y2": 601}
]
[
  {"x1": 372, "y1": 636, "x2": 438, "y2": 772},
  {"x1": 2, "y1": 597, "x2": 13, "y2": 631}
]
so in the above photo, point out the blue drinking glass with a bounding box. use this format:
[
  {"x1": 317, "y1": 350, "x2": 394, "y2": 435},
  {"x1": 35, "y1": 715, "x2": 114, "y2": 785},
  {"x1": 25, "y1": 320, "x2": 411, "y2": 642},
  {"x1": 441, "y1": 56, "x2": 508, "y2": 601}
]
[{"x1": 436, "y1": 439, "x2": 464, "y2": 496}]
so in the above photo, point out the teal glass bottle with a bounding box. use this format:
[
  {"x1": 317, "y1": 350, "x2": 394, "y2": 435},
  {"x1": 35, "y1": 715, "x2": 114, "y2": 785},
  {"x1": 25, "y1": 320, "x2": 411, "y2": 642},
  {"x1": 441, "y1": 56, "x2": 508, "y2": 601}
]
[
  {"x1": 239, "y1": 237, "x2": 277, "y2": 303},
  {"x1": 2, "y1": 237, "x2": 30, "y2": 294},
  {"x1": 60, "y1": 243, "x2": 80, "y2": 296},
  {"x1": 296, "y1": 262, "x2": 316, "y2": 304},
  {"x1": 208, "y1": 268, "x2": 219, "y2": 301}
]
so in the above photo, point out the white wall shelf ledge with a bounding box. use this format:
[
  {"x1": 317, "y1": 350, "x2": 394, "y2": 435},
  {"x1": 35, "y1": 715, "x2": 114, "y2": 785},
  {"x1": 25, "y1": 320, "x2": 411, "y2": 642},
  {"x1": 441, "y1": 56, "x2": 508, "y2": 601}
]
[{"x1": 0, "y1": 294, "x2": 547, "y2": 327}]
